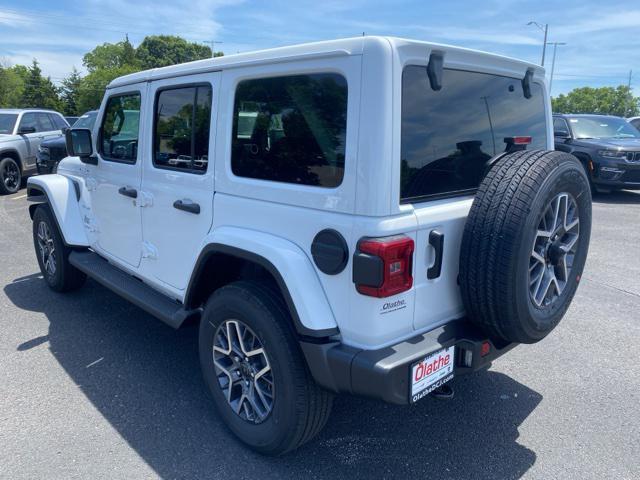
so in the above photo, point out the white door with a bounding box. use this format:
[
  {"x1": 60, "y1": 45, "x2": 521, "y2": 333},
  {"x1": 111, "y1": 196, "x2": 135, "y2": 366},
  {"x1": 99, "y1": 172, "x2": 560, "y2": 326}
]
[
  {"x1": 88, "y1": 86, "x2": 146, "y2": 268},
  {"x1": 139, "y1": 73, "x2": 219, "y2": 290}
]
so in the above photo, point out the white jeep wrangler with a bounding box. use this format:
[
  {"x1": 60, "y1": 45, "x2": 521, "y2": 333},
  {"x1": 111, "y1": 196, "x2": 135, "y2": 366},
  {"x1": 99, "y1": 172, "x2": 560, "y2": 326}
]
[{"x1": 27, "y1": 37, "x2": 591, "y2": 455}]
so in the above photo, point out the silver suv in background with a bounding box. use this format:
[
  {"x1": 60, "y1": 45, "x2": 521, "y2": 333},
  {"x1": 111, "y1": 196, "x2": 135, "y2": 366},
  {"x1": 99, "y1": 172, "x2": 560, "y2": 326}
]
[{"x1": 0, "y1": 109, "x2": 68, "y2": 194}]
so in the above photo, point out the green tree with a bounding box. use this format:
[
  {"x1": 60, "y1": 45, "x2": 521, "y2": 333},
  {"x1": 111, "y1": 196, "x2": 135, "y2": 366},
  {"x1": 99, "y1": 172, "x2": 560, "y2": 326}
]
[
  {"x1": 552, "y1": 85, "x2": 639, "y2": 117},
  {"x1": 60, "y1": 67, "x2": 83, "y2": 115},
  {"x1": 135, "y1": 35, "x2": 212, "y2": 69},
  {"x1": 83, "y1": 36, "x2": 139, "y2": 72},
  {"x1": 0, "y1": 63, "x2": 26, "y2": 107},
  {"x1": 20, "y1": 60, "x2": 62, "y2": 110},
  {"x1": 76, "y1": 65, "x2": 140, "y2": 113}
]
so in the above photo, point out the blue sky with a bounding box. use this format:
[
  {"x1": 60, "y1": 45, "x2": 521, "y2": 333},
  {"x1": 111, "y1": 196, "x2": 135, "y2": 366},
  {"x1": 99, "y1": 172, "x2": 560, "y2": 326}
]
[{"x1": 0, "y1": 0, "x2": 638, "y2": 97}]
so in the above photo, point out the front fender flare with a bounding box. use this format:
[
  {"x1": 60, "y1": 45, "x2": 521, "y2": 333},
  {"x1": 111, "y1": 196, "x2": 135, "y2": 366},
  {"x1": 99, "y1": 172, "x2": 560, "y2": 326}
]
[
  {"x1": 27, "y1": 175, "x2": 89, "y2": 247},
  {"x1": 186, "y1": 227, "x2": 339, "y2": 338}
]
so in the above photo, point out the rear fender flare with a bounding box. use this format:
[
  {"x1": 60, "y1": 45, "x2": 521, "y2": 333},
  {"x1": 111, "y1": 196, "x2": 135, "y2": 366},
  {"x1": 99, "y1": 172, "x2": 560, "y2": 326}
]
[{"x1": 186, "y1": 226, "x2": 339, "y2": 338}]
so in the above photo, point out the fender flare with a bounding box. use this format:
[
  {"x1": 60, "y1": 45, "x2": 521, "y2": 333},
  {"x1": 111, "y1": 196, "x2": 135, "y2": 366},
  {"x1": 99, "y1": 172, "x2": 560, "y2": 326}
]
[
  {"x1": 185, "y1": 227, "x2": 339, "y2": 338},
  {"x1": 27, "y1": 175, "x2": 89, "y2": 247},
  {"x1": 0, "y1": 149, "x2": 23, "y2": 171}
]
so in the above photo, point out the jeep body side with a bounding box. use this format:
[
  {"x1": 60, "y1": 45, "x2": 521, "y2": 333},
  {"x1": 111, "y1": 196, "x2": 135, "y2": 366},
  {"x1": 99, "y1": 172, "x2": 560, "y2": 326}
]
[{"x1": 27, "y1": 37, "x2": 591, "y2": 454}]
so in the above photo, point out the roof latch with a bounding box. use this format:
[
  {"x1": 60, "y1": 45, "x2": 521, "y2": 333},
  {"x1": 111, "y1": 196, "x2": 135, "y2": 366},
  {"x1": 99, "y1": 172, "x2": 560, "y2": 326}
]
[
  {"x1": 522, "y1": 68, "x2": 534, "y2": 99},
  {"x1": 427, "y1": 51, "x2": 444, "y2": 91}
]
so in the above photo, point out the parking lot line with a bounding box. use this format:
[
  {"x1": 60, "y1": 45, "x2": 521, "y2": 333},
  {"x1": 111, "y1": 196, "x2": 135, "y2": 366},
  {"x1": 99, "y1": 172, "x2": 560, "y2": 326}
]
[{"x1": 11, "y1": 194, "x2": 27, "y2": 200}]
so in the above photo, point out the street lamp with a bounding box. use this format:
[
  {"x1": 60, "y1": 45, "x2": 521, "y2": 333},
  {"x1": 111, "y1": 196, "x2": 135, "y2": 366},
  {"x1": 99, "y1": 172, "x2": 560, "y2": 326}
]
[
  {"x1": 547, "y1": 42, "x2": 567, "y2": 96},
  {"x1": 527, "y1": 21, "x2": 548, "y2": 66}
]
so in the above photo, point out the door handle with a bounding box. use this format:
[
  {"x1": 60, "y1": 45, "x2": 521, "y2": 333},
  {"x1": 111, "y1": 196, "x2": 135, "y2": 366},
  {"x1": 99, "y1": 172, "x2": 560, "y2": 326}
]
[
  {"x1": 427, "y1": 230, "x2": 444, "y2": 280},
  {"x1": 118, "y1": 186, "x2": 138, "y2": 198},
  {"x1": 173, "y1": 199, "x2": 200, "y2": 214}
]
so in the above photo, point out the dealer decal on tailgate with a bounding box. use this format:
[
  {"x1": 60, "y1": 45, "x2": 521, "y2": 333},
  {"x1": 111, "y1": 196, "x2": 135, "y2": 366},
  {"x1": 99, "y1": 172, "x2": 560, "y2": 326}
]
[{"x1": 410, "y1": 346, "x2": 455, "y2": 403}]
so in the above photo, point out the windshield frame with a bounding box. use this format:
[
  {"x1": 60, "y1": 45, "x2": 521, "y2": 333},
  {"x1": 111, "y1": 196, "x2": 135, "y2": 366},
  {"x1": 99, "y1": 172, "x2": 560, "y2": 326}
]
[
  {"x1": 0, "y1": 113, "x2": 18, "y2": 135},
  {"x1": 566, "y1": 116, "x2": 640, "y2": 140}
]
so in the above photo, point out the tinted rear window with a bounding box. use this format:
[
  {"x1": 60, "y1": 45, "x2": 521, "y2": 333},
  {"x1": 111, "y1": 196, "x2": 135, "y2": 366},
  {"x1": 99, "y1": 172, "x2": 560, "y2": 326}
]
[{"x1": 401, "y1": 67, "x2": 547, "y2": 202}]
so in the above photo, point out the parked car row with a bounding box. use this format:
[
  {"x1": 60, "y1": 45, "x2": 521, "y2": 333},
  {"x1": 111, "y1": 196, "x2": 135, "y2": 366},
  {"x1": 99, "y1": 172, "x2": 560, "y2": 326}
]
[
  {"x1": 0, "y1": 109, "x2": 100, "y2": 193},
  {"x1": 0, "y1": 109, "x2": 68, "y2": 194}
]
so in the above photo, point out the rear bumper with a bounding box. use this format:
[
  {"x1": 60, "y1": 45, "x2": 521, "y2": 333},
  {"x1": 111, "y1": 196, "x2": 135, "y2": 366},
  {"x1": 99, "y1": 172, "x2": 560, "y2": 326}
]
[{"x1": 301, "y1": 320, "x2": 517, "y2": 405}]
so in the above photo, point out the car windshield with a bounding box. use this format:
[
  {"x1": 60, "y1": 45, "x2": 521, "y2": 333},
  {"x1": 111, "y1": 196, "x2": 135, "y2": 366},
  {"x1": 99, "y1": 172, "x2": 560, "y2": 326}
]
[
  {"x1": 0, "y1": 114, "x2": 18, "y2": 134},
  {"x1": 568, "y1": 117, "x2": 640, "y2": 139},
  {"x1": 72, "y1": 111, "x2": 98, "y2": 130}
]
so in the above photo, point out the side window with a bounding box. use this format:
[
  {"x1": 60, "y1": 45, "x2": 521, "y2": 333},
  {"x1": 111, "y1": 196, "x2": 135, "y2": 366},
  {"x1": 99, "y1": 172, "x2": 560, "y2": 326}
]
[
  {"x1": 49, "y1": 114, "x2": 68, "y2": 130},
  {"x1": 231, "y1": 73, "x2": 348, "y2": 187},
  {"x1": 19, "y1": 113, "x2": 38, "y2": 132},
  {"x1": 554, "y1": 118, "x2": 569, "y2": 135},
  {"x1": 100, "y1": 93, "x2": 141, "y2": 163},
  {"x1": 36, "y1": 113, "x2": 55, "y2": 132},
  {"x1": 632, "y1": 119, "x2": 640, "y2": 131},
  {"x1": 154, "y1": 85, "x2": 212, "y2": 173}
]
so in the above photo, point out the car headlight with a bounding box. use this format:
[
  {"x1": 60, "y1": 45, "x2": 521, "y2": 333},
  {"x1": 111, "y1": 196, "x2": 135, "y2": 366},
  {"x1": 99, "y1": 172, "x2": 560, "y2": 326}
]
[
  {"x1": 597, "y1": 149, "x2": 626, "y2": 158},
  {"x1": 38, "y1": 146, "x2": 50, "y2": 154}
]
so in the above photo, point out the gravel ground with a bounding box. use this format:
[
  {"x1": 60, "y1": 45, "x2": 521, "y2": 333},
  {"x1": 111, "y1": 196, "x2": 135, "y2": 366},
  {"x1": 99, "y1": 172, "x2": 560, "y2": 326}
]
[{"x1": 0, "y1": 189, "x2": 638, "y2": 480}]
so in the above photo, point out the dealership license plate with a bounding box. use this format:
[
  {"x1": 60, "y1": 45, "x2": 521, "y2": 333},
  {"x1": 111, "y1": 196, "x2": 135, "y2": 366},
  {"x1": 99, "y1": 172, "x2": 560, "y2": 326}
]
[{"x1": 410, "y1": 346, "x2": 455, "y2": 403}]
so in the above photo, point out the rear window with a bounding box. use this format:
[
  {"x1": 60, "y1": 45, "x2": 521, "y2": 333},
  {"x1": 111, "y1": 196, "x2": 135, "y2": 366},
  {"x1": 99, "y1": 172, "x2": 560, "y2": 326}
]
[
  {"x1": 231, "y1": 73, "x2": 348, "y2": 188},
  {"x1": 401, "y1": 67, "x2": 547, "y2": 202}
]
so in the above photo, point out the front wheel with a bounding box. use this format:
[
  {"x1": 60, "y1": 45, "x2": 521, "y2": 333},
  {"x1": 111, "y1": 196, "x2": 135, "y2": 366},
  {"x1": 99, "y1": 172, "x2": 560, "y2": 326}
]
[
  {"x1": 32, "y1": 205, "x2": 86, "y2": 292},
  {"x1": 199, "y1": 281, "x2": 333, "y2": 455}
]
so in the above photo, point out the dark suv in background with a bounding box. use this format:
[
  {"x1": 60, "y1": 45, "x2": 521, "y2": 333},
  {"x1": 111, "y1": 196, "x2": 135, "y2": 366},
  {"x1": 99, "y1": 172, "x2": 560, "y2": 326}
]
[
  {"x1": 36, "y1": 111, "x2": 97, "y2": 174},
  {"x1": 553, "y1": 114, "x2": 640, "y2": 193}
]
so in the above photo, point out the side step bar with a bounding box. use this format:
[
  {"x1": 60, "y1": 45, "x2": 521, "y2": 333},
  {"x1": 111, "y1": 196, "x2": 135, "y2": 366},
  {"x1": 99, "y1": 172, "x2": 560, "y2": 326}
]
[{"x1": 69, "y1": 250, "x2": 200, "y2": 329}]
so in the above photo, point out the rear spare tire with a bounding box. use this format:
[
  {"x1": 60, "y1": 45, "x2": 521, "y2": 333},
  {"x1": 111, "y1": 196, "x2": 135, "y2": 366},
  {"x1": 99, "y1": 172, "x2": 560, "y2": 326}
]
[{"x1": 459, "y1": 150, "x2": 592, "y2": 344}]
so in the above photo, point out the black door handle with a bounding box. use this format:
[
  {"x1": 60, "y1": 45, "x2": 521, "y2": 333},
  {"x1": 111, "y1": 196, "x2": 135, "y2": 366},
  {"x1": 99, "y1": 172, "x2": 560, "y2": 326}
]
[
  {"x1": 118, "y1": 186, "x2": 137, "y2": 198},
  {"x1": 173, "y1": 199, "x2": 200, "y2": 214},
  {"x1": 427, "y1": 230, "x2": 444, "y2": 279}
]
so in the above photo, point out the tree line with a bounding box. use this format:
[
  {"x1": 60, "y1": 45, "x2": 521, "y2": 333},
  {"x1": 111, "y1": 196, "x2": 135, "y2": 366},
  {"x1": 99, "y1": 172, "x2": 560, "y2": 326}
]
[
  {"x1": 552, "y1": 85, "x2": 639, "y2": 117},
  {"x1": 0, "y1": 35, "x2": 222, "y2": 116}
]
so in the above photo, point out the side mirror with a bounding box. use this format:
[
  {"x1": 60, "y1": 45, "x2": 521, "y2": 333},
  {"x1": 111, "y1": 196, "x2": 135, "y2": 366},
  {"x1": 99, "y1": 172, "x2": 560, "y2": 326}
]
[
  {"x1": 554, "y1": 130, "x2": 570, "y2": 139},
  {"x1": 19, "y1": 126, "x2": 36, "y2": 134},
  {"x1": 65, "y1": 128, "x2": 97, "y2": 165}
]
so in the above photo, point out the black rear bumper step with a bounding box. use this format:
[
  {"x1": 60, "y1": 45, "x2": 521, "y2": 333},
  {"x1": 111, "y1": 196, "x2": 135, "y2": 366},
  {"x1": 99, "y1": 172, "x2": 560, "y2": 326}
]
[
  {"x1": 69, "y1": 250, "x2": 200, "y2": 328},
  {"x1": 300, "y1": 320, "x2": 517, "y2": 405}
]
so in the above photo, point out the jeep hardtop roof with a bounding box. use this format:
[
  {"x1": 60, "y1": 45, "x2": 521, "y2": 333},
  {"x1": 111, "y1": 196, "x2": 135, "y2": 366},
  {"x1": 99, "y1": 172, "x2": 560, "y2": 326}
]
[{"x1": 107, "y1": 36, "x2": 545, "y2": 90}]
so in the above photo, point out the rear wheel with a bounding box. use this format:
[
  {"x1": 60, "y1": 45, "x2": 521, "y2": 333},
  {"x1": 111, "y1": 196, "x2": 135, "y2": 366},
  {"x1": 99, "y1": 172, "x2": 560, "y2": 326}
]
[
  {"x1": 460, "y1": 150, "x2": 592, "y2": 344},
  {"x1": 0, "y1": 157, "x2": 21, "y2": 195},
  {"x1": 32, "y1": 205, "x2": 86, "y2": 292},
  {"x1": 199, "y1": 281, "x2": 333, "y2": 455}
]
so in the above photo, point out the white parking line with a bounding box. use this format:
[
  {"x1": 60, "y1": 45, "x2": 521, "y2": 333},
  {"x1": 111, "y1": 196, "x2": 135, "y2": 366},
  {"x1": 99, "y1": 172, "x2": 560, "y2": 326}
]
[{"x1": 11, "y1": 194, "x2": 27, "y2": 200}]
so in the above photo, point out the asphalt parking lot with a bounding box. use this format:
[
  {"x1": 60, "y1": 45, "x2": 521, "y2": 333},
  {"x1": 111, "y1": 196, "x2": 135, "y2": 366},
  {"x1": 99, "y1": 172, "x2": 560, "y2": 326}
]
[{"x1": 1, "y1": 189, "x2": 639, "y2": 480}]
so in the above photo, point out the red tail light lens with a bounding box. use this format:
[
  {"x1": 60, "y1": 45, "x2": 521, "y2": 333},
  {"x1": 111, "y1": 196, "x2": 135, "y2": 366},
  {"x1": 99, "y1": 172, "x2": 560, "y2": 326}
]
[{"x1": 355, "y1": 235, "x2": 414, "y2": 298}]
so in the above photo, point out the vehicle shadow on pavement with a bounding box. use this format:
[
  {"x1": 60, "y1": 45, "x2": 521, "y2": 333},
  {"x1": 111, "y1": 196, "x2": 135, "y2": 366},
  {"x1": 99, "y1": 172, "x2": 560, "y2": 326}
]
[
  {"x1": 5, "y1": 275, "x2": 542, "y2": 480},
  {"x1": 592, "y1": 190, "x2": 640, "y2": 204}
]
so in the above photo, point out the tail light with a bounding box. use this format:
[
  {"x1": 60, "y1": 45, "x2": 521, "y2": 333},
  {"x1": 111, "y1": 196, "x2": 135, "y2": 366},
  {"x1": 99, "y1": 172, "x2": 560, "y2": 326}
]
[{"x1": 353, "y1": 235, "x2": 414, "y2": 298}]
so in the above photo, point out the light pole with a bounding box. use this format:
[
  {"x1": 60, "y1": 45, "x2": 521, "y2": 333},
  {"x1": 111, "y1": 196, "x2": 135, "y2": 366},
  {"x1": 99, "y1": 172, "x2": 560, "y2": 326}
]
[
  {"x1": 527, "y1": 21, "x2": 548, "y2": 66},
  {"x1": 547, "y1": 42, "x2": 566, "y2": 96},
  {"x1": 204, "y1": 40, "x2": 223, "y2": 58}
]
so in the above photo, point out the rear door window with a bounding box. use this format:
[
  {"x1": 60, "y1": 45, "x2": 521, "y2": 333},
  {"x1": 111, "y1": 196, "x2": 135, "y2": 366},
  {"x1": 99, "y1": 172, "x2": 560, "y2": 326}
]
[
  {"x1": 154, "y1": 85, "x2": 212, "y2": 173},
  {"x1": 401, "y1": 67, "x2": 547, "y2": 202},
  {"x1": 36, "y1": 113, "x2": 55, "y2": 132}
]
